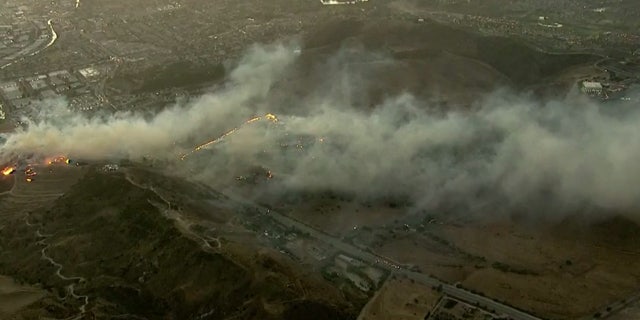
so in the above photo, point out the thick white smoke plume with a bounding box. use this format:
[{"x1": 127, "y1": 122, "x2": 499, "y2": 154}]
[
  {"x1": 0, "y1": 43, "x2": 297, "y2": 161},
  {"x1": 1, "y1": 42, "x2": 639, "y2": 216}
]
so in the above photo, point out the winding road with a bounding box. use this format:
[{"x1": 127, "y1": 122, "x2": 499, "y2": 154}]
[
  {"x1": 125, "y1": 172, "x2": 223, "y2": 253},
  {"x1": 24, "y1": 216, "x2": 90, "y2": 318},
  {"x1": 3, "y1": 165, "x2": 89, "y2": 319},
  {"x1": 0, "y1": 19, "x2": 58, "y2": 70}
]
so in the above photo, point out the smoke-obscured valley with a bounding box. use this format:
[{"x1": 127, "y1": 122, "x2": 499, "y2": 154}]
[{"x1": 2, "y1": 41, "x2": 640, "y2": 221}]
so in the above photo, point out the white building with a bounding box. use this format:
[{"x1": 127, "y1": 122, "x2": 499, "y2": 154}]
[
  {"x1": 103, "y1": 164, "x2": 119, "y2": 172},
  {"x1": 581, "y1": 81, "x2": 603, "y2": 95},
  {"x1": 0, "y1": 81, "x2": 21, "y2": 100},
  {"x1": 78, "y1": 67, "x2": 100, "y2": 79},
  {"x1": 320, "y1": 0, "x2": 368, "y2": 4}
]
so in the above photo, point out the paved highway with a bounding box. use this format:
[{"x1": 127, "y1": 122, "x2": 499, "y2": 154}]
[
  {"x1": 223, "y1": 192, "x2": 543, "y2": 320},
  {"x1": 581, "y1": 291, "x2": 640, "y2": 320},
  {"x1": 0, "y1": 20, "x2": 56, "y2": 70}
]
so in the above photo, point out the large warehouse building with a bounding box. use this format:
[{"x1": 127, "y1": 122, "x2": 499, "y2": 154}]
[{"x1": 581, "y1": 81, "x2": 603, "y2": 96}]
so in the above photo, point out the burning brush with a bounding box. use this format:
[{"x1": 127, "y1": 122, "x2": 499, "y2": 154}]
[{"x1": 2, "y1": 166, "x2": 15, "y2": 176}]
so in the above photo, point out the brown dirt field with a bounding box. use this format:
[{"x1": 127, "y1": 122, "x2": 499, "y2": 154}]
[
  {"x1": 357, "y1": 277, "x2": 442, "y2": 320},
  {"x1": 375, "y1": 237, "x2": 476, "y2": 283},
  {"x1": 0, "y1": 174, "x2": 14, "y2": 193},
  {"x1": 552, "y1": 64, "x2": 609, "y2": 84},
  {"x1": 281, "y1": 200, "x2": 406, "y2": 237},
  {"x1": 609, "y1": 300, "x2": 640, "y2": 320},
  {"x1": 441, "y1": 222, "x2": 640, "y2": 319},
  {"x1": 360, "y1": 217, "x2": 640, "y2": 319},
  {"x1": 0, "y1": 120, "x2": 15, "y2": 134},
  {"x1": 0, "y1": 275, "x2": 46, "y2": 317}
]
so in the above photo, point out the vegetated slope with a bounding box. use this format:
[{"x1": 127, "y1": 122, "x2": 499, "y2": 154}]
[
  {"x1": 111, "y1": 60, "x2": 227, "y2": 94},
  {"x1": 474, "y1": 37, "x2": 596, "y2": 86},
  {"x1": 0, "y1": 167, "x2": 358, "y2": 319},
  {"x1": 554, "y1": 213, "x2": 640, "y2": 253},
  {"x1": 303, "y1": 19, "x2": 599, "y2": 87},
  {"x1": 262, "y1": 17, "x2": 599, "y2": 112}
]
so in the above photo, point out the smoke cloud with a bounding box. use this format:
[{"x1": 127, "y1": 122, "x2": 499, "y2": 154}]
[
  {"x1": 1, "y1": 41, "x2": 640, "y2": 217},
  {"x1": 0, "y1": 43, "x2": 298, "y2": 161}
]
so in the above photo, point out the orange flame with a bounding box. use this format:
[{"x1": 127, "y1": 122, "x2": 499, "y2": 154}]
[
  {"x1": 181, "y1": 113, "x2": 279, "y2": 160},
  {"x1": 265, "y1": 113, "x2": 278, "y2": 122},
  {"x1": 46, "y1": 156, "x2": 69, "y2": 165},
  {"x1": 245, "y1": 116, "x2": 261, "y2": 124},
  {"x1": 2, "y1": 166, "x2": 15, "y2": 176}
]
